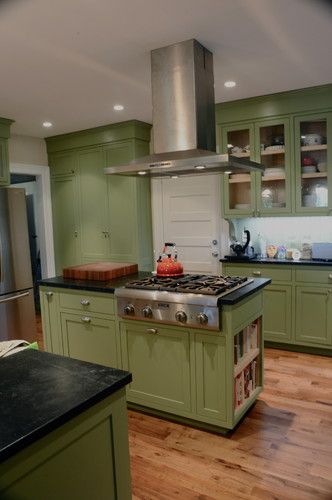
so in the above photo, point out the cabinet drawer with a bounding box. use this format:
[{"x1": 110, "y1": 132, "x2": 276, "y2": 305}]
[
  {"x1": 295, "y1": 268, "x2": 332, "y2": 285},
  {"x1": 59, "y1": 292, "x2": 114, "y2": 315},
  {"x1": 225, "y1": 264, "x2": 291, "y2": 282}
]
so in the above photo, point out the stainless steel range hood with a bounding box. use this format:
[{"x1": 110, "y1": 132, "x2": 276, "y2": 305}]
[{"x1": 105, "y1": 39, "x2": 264, "y2": 178}]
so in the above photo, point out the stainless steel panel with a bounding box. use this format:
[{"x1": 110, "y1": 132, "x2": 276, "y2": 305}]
[
  {"x1": 0, "y1": 288, "x2": 36, "y2": 342},
  {"x1": 151, "y1": 39, "x2": 215, "y2": 154},
  {"x1": 0, "y1": 188, "x2": 33, "y2": 295}
]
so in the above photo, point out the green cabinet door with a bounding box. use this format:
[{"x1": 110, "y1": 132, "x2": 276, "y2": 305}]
[
  {"x1": 120, "y1": 321, "x2": 192, "y2": 415},
  {"x1": 49, "y1": 151, "x2": 78, "y2": 177},
  {"x1": 39, "y1": 289, "x2": 63, "y2": 355},
  {"x1": 195, "y1": 333, "x2": 228, "y2": 424},
  {"x1": 51, "y1": 174, "x2": 81, "y2": 274},
  {"x1": 61, "y1": 312, "x2": 118, "y2": 367},
  {"x1": 263, "y1": 284, "x2": 292, "y2": 342},
  {"x1": 254, "y1": 117, "x2": 292, "y2": 215},
  {"x1": 220, "y1": 123, "x2": 256, "y2": 218},
  {"x1": 0, "y1": 138, "x2": 9, "y2": 186},
  {"x1": 295, "y1": 286, "x2": 332, "y2": 346},
  {"x1": 77, "y1": 147, "x2": 109, "y2": 262}
]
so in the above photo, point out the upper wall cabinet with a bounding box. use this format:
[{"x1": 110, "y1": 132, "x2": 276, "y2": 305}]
[
  {"x1": 0, "y1": 118, "x2": 14, "y2": 186},
  {"x1": 46, "y1": 121, "x2": 153, "y2": 274},
  {"x1": 217, "y1": 84, "x2": 332, "y2": 218}
]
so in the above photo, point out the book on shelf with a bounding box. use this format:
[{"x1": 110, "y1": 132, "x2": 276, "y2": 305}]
[
  {"x1": 234, "y1": 359, "x2": 258, "y2": 410},
  {"x1": 234, "y1": 321, "x2": 259, "y2": 365}
]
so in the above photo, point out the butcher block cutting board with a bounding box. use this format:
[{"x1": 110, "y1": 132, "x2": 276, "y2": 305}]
[{"x1": 63, "y1": 262, "x2": 138, "y2": 281}]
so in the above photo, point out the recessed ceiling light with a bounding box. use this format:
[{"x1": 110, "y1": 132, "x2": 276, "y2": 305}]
[
  {"x1": 224, "y1": 81, "x2": 236, "y2": 88},
  {"x1": 195, "y1": 165, "x2": 205, "y2": 170},
  {"x1": 138, "y1": 171, "x2": 147, "y2": 175},
  {"x1": 113, "y1": 104, "x2": 124, "y2": 111},
  {"x1": 42, "y1": 121, "x2": 53, "y2": 128}
]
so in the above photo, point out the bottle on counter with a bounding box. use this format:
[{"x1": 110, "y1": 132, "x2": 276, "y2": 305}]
[{"x1": 257, "y1": 233, "x2": 267, "y2": 259}]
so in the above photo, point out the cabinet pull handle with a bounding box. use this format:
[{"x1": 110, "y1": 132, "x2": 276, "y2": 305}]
[
  {"x1": 81, "y1": 316, "x2": 91, "y2": 323},
  {"x1": 80, "y1": 299, "x2": 90, "y2": 306},
  {"x1": 146, "y1": 328, "x2": 158, "y2": 335},
  {"x1": 45, "y1": 291, "x2": 53, "y2": 299},
  {"x1": 253, "y1": 271, "x2": 261, "y2": 276},
  {"x1": 328, "y1": 274, "x2": 332, "y2": 280}
]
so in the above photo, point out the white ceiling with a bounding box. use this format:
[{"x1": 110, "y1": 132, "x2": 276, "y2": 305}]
[{"x1": 0, "y1": 0, "x2": 331, "y2": 137}]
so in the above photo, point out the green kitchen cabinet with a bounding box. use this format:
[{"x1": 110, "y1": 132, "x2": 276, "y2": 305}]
[
  {"x1": 217, "y1": 84, "x2": 332, "y2": 218},
  {"x1": 105, "y1": 140, "x2": 153, "y2": 270},
  {"x1": 195, "y1": 333, "x2": 228, "y2": 424},
  {"x1": 39, "y1": 289, "x2": 63, "y2": 354},
  {"x1": 61, "y1": 312, "x2": 118, "y2": 367},
  {"x1": 221, "y1": 117, "x2": 292, "y2": 217},
  {"x1": 263, "y1": 284, "x2": 292, "y2": 343},
  {"x1": 120, "y1": 321, "x2": 192, "y2": 415},
  {"x1": 77, "y1": 146, "x2": 109, "y2": 262},
  {"x1": 0, "y1": 118, "x2": 13, "y2": 186},
  {"x1": 294, "y1": 112, "x2": 332, "y2": 215},
  {"x1": 295, "y1": 286, "x2": 332, "y2": 346},
  {"x1": 47, "y1": 121, "x2": 153, "y2": 271},
  {"x1": 51, "y1": 173, "x2": 81, "y2": 274}
]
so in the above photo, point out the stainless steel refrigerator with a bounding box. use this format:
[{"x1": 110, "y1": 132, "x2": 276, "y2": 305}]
[{"x1": 0, "y1": 187, "x2": 36, "y2": 342}]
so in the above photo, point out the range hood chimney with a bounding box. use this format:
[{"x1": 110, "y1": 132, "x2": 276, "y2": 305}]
[{"x1": 105, "y1": 39, "x2": 264, "y2": 178}]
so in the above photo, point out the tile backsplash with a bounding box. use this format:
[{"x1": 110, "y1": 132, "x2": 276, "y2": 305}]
[{"x1": 229, "y1": 217, "x2": 332, "y2": 252}]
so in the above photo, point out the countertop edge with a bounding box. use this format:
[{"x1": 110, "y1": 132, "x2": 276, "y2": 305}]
[
  {"x1": 220, "y1": 258, "x2": 332, "y2": 266},
  {"x1": 218, "y1": 278, "x2": 271, "y2": 305}
]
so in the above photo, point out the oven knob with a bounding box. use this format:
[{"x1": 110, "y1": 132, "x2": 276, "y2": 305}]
[
  {"x1": 124, "y1": 304, "x2": 135, "y2": 316},
  {"x1": 142, "y1": 306, "x2": 153, "y2": 318},
  {"x1": 175, "y1": 310, "x2": 187, "y2": 323},
  {"x1": 197, "y1": 313, "x2": 208, "y2": 325}
]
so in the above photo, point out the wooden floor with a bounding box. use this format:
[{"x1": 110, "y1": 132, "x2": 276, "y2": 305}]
[{"x1": 35, "y1": 320, "x2": 332, "y2": 499}]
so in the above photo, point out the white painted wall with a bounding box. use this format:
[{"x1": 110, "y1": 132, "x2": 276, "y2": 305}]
[{"x1": 9, "y1": 134, "x2": 48, "y2": 165}]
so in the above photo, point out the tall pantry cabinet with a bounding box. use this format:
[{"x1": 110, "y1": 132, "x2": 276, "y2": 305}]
[{"x1": 46, "y1": 120, "x2": 153, "y2": 274}]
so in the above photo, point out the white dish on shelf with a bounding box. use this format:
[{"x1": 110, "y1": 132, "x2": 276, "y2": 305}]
[
  {"x1": 264, "y1": 145, "x2": 284, "y2": 151},
  {"x1": 301, "y1": 165, "x2": 317, "y2": 173},
  {"x1": 317, "y1": 162, "x2": 327, "y2": 173},
  {"x1": 234, "y1": 203, "x2": 250, "y2": 210}
]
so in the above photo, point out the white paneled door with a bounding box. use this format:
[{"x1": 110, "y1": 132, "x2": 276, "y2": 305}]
[{"x1": 151, "y1": 175, "x2": 222, "y2": 274}]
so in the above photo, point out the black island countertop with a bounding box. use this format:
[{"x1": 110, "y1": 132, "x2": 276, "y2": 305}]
[
  {"x1": 0, "y1": 349, "x2": 131, "y2": 463},
  {"x1": 39, "y1": 273, "x2": 271, "y2": 305},
  {"x1": 220, "y1": 258, "x2": 332, "y2": 266}
]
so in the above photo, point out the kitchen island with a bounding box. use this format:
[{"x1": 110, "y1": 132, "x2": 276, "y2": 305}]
[
  {"x1": 0, "y1": 349, "x2": 132, "y2": 500},
  {"x1": 39, "y1": 274, "x2": 270, "y2": 433}
]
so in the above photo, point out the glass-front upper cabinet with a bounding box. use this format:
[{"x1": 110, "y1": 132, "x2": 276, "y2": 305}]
[
  {"x1": 295, "y1": 113, "x2": 331, "y2": 214},
  {"x1": 221, "y1": 123, "x2": 256, "y2": 217},
  {"x1": 255, "y1": 118, "x2": 291, "y2": 215}
]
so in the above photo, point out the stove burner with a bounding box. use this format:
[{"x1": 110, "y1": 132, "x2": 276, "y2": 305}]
[{"x1": 125, "y1": 274, "x2": 249, "y2": 296}]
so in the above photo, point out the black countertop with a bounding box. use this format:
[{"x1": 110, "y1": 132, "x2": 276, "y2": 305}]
[
  {"x1": 0, "y1": 350, "x2": 131, "y2": 463},
  {"x1": 220, "y1": 258, "x2": 332, "y2": 266},
  {"x1": 38, "y1": 272, "x2": 151, "y2": 293},
  {"x1": 217, "y1": 277, "x2": 271, "y2": 305}
]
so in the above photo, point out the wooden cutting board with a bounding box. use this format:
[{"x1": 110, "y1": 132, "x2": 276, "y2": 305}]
[{"x1": 63, "y1": 262, "x2": 138, "y2": 281}]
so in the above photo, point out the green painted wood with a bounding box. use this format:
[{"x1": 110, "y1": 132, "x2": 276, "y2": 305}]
[
  {"x1": 0, "y1": 138, "x2": 10, "y2": 186},
  {"x1": 39, "y1": 288, "x2": 63, "y2": 355},
  {"x1": 254, "y1": 117, "x2": 292, "y2": 215},
  {"x1": 263, "y1": 284, "x2": 292, "y2": 342},
  {"x1": 264, "y1": 340, "x2": 332, "y2": 356},
  {"x1": 0, "y1": 117, "x2": 14, "y2": 139},
  {"x1": 77, "y1": 146, "x2": 109, "y2": 261},
  {"x1": 216, "y1": 84, "x2": 332, "y2": 125},
  {"x1": 223, "y1": 263, "x2": 292, "y2": 282},
  {"x1": 195, "y1": 333, "x2": 228, "y2": 424},
  {"x1": 46, "y1": 120, "x2": 151, "y2": 154},
  {"x1": 0, "y1": 389, "x2": 131, "y2": 500},
  {"x1": 295, "y1": 286, "x2": 332, "y2": 346},
  {"x1": 59, "y1": 290, "x2": 115, "y2": 315},
  {"x1": 120, "y1": 320, "x2": 192, "y2": 415},
  {"x1": 294, "y1": 111, "x2": 332, "y2": 215},
  {"x1": 51, "y1": 173, "x2": 81, "y2": 274},
  {"x1": 61, "y1": 312, "x2": 118, "y2": 368},
  {"x1": 49, "y1": 150, "x2": 78, "y2": 177}
]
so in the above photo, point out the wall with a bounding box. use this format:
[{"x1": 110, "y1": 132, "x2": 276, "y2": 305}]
[
  {"x1": 229, "y1": 216, "x2": 332, "y2": 255},
  {"x1": 9, "y1": 134, "x2": 48, "y2": 165}
]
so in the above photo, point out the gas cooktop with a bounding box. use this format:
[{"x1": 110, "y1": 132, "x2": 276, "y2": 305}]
[{"x1": 125, "y1": 274, "x2": 249, "y2": 296}]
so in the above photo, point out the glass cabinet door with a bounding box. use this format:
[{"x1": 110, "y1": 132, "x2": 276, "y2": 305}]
[
  {"x1": 295, "y1": 113, "x2": 331, "y2": 214},
  {"x1": 255, "y1": 118, "x2": 291, "y2": 215},
  {"x1": 221, "y1": 124, "x2": 256, "y2": 217}
]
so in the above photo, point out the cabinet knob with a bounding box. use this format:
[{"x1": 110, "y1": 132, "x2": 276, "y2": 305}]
[
  {"x1": 328, "y1": 274, "x2": 332, "y2": 280},
  {"x1": 81, "y1": 316, "x2": 91, "y2": 323},
  {"x1": 74, "y1": 230, "x2": 78, "y2": 238},
  {"x1": 45, "y1": 291, "x2": 53, "y2": 299},
  {"x1": 146, "y1": 328, "x2": 158, "y2": 335},
  {"x1": 253, "y1": 271, "x2": 261, "y2": 276},
  {"x1": 80, "y1": 299, "x2": 90, "y2": 306}
]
